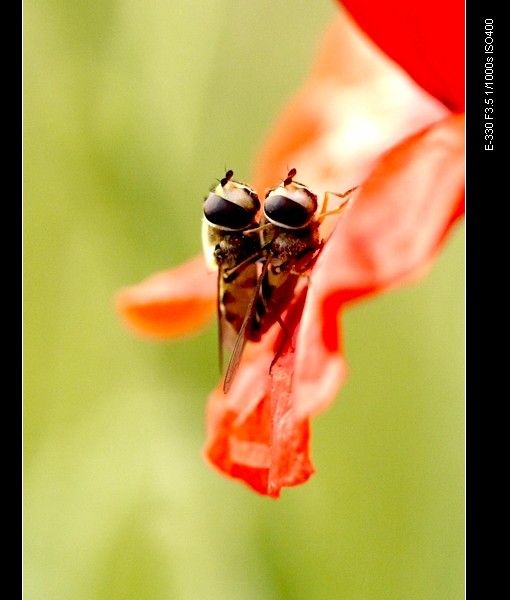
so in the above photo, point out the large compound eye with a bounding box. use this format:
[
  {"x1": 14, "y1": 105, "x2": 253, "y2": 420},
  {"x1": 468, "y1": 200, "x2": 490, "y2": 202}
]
[
  {"x1": 204, "y1": 193, "x2": 255, "y2": 229},
  {"x1": 263, "y1": 194, "x2": 311, "y2": 227},
  {"x1": 203, "y1": 171, "x2": 260, "y2": 230},
  {"x1": 263, "y1": 169, "x2": 317, "y2": 228}
]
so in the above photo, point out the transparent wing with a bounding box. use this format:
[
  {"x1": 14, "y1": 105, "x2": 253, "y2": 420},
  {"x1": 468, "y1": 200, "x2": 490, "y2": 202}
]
[
  {"x1": 217, "y1": 268, "x2": 235, "y2": 377},
  {"x1": 223, "y1": 258, "x2": 269, "y2": 394}
]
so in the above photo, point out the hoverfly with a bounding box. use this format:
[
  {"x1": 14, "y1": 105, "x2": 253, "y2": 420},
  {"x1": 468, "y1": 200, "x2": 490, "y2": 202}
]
[
  {"x1": 202, "y1": 170, "x2": 263, "y2": 380},
  {"x1": 222, "y1": 168, "x2": 358, "y2": 393}
]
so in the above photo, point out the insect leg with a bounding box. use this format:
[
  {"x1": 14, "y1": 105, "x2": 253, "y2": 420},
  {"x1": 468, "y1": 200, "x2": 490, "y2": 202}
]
[
  {"x1": 223, "y1": 249, "x2": 265, "y2": 282},
  {"x1": 318, "y1": 187, "x2": 358, "y2": 221}
]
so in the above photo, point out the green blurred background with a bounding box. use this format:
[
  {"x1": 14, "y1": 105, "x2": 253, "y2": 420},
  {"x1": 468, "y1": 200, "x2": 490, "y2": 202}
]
[{"x1": 24, "y1": 1, "x2": 465, "y2": 598}]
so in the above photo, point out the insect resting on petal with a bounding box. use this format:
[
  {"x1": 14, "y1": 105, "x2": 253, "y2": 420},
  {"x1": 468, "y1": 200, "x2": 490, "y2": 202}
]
[
  {"x1": 203, "y1": 168, "x2": 358, "y2": 394},
  {"x1": 202, "y1": 171, "x2": 263, "y2": 386}
]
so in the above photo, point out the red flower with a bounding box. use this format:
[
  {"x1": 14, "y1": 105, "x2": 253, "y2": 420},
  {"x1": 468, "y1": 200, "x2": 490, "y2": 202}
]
[{"x1": 115, "y1": 1, "x2": 465, "y2": 497}]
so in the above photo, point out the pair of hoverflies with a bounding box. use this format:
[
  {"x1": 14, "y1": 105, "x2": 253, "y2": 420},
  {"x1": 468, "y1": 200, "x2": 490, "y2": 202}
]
[{"x1": 202, "y1": 168, "x2": 357, "y2": 393}]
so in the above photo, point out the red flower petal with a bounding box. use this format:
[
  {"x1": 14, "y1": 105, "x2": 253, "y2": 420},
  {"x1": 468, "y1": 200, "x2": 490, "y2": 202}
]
[
  {"x1": 291, "y1": 112, "x2": 465, "y2": 417},
  {"x1": 115, "y1": 256, "x2": 216, "y2": 338},
  {"x1": 252, "y1": 13, "x2": 450, "y2": 199},
  {"x1": 204, "y1": 291, "x2": 315, "y2": 497},
  {"x1": 338, "y1": 0, "x2": 465, "y2": 112},
  {"x1": 314, "y1": 114, "x2": 465, "y2": 298}
]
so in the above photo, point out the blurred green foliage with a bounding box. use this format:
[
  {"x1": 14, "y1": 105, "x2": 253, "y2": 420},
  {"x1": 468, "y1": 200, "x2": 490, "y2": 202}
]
[{"x1": 24, "y1": 1, "x2": 464, "y2": 599}]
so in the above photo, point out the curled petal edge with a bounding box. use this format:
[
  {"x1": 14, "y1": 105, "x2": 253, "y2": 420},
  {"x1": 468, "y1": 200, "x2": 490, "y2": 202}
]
[
  {"x1": 115, "y1": 255, "x2": 216, "y2": 339},
  {"x1": 292, "y1": 113, "x2": 465, "y2": 419}
]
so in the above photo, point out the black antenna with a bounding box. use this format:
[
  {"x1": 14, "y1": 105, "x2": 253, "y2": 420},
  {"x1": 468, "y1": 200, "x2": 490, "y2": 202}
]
[
  {"x1": 220, "y1": 170, "x2": 234, "y2": 187},
  {"x1": 284, "y1": 167, "x2": 297, "y2": 186}
]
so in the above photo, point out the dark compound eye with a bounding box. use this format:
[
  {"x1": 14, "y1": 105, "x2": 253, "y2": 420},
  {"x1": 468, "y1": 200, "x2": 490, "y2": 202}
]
[
  {"x1": 263, "y1": 168, "x2": 318, "y2": 228},
  {"x1": 263, "y1": 194, "x2": 312, "y2": 228},
  {"x1": 204, "y1": 171, "x2": 260, "y2": 230},
  {"x1": 204, "y1": 193, "x2": 253, "y2": 229}
]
